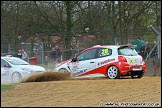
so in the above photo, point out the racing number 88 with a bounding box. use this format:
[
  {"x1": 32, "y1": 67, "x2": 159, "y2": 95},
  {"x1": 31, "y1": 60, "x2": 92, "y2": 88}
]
[{"x1": 101, "y1": 49, "x2": 108, "y2": 55}]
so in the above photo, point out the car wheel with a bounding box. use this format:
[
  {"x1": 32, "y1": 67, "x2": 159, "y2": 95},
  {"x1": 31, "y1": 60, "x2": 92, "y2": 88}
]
[
  {"x1": 12, "y1": 72, "x2": 22, "y2": 83},
  {"x1": 138, "y1": 73, "x2": 144, "y2": 78},
  {"x1": 131, "y1": 73, "x2": 143, "y2": 78},
  {"x1": 107, "y1": 66, "x2": 120, "y2": 79},
  {"x1": 58, "y1": 68, "x2": 68, "y2": 72}
]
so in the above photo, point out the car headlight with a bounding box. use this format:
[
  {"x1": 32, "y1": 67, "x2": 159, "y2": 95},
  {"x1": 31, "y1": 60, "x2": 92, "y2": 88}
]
[{"x1": 22, "y1": 68, "x2": 33, "y2": 72}]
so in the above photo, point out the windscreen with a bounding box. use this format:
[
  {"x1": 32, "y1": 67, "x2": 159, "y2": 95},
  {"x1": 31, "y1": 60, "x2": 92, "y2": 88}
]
[{"x1": 5, "y1": 58, "x2": 29, "y2": 65}]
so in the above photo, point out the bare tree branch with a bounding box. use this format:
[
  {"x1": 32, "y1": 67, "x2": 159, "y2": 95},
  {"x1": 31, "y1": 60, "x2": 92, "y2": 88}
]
[{"x1": 34, "y1": 1, "x2": 61, "y2": 33}]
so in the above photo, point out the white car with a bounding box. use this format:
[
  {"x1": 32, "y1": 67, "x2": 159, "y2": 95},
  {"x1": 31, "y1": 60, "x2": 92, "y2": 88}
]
[
  {"x1": 1, "y1": 56, "x2": 46, "y2": 84},
  {"x1": 4, "y1": 54, "x2": 13, "y2": 57},
  {"x1": 54, "y1": 45, "x2": 146, "y2": 79}
]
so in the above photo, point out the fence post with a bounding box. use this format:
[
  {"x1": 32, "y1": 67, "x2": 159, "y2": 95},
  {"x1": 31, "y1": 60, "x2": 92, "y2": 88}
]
[
  {"x1": 109, "y1": 28, "x2": 117, "y2": 45},
  {"x1": 149, "y1": 25, "x2": 161, "y2": 59},
  {"x1": 2, "y1": 35, "x2": 11, "y2": 54},
  {"x1": 72, "y1": 31, "x2": 80, "y2": 54},
  {"x1": 36, "y1": 33, "x2": 44, "y2": 66}
]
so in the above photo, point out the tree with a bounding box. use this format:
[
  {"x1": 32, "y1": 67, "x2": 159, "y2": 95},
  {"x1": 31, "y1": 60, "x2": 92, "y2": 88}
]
[{"x1": 1, "y1": 1, "x2": 161, "y2": 54}]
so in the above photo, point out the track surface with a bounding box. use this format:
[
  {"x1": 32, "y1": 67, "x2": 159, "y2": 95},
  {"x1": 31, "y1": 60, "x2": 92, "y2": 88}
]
[{"x1": 1, "y1": 76, "x2": 161, "y2": 107}]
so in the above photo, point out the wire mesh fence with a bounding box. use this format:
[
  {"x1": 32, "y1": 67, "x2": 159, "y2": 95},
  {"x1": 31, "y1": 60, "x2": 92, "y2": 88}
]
[{"x1": 1, "y1": 27, "x2": 161, "y2": 76}]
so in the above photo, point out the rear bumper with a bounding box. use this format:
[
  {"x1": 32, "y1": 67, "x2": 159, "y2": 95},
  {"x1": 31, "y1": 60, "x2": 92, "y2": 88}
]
[
  {"x1": 118, "y1": 63, "x2": 146, "y2": 75},
  {"x1": 127, "y1": 70, "x2": 144, "y2": 76}
]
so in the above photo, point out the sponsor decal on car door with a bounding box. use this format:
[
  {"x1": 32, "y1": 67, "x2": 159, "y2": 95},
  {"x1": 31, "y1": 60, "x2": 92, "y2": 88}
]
[
  {"x1": 70, "y1": 48, "x2": 97, "y2": 77},
  {"x1": 71, "y1": 59, "x2": 96, "y2": 77},
  {"x1": 1, "y1": 59, "x2": 10, "y2": 76},
  {"x1": 96, "y1": 48, "x2": 117, "y2": 67}
]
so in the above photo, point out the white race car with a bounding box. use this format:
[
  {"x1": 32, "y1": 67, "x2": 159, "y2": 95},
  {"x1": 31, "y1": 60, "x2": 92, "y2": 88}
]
[
  {"x1": 1, "y1": 56, "x2": 46, "y2": 84},
  {"x1": 54, "y1": 45, "x2": 146, "y2": 79}
]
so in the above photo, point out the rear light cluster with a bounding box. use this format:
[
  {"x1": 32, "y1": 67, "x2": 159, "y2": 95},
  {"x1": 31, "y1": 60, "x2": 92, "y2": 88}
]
[
  {"x1": 142, "y1": 58, "x2": 146, "y2": 65},
  {"x1": 118, "y1": 56, "x2": 127, "y2": 62}
]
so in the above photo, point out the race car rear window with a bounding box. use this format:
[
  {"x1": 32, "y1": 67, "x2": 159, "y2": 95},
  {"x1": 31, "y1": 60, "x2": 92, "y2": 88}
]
[
  {"x1": 98, "y1": 48, "x2": 112, "y2": 57},
  {"x1": 118, "y1": 47, "x2": 138, "y2": 56}
]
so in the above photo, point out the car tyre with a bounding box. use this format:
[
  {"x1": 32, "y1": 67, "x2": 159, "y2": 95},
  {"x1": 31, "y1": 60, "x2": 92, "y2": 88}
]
[
  {"x1": 12, "y1": 72, "x2": 22, "y2": 83},
  {"x1": 131, "y1": 73, "x2": 143, "y2": 78},
  {"x1": 58, "y1": 68, "x2": 68, "y2": 72},
  {"x1": 107, "y1": 66, "x2": 120, "y2": 79}
]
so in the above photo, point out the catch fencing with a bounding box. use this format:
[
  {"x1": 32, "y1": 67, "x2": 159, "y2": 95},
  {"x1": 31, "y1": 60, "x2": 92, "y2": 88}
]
[{"x1": 1, "y1": 26, "x2": 161, "y2": 76}]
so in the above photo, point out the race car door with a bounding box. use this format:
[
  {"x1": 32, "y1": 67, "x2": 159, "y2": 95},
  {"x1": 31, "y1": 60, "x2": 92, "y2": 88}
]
[
  {"x1": 70, "y1": 48, "x2": 97, "y2": 77},
  {"x1": 1, "y1": 59, "x2": 12, "y2": 84}
]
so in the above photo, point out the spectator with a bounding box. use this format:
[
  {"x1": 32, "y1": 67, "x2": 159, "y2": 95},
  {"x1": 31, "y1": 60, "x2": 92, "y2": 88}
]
[
  {"x1": 17, "y1": 50, "x2": 22, "y2": 59},
  {"x1": 45, "y1": 56, "x2": 48, "y2": 65},
  {"x1": 140, "y1": 43, "x2": 146, "y2": 59},
  {"x1": 71, "y1": 53, "x2": 78, "y2": 59},
  {"x1": 50, "y1": 47, "x2": 56, "y2": 62},
  {"x1": 74, "y1": 53, "x2": 78, "y2": 57},
  {"x1": 145, "y1": 41, "x2": 151, "y2": 59},
  {"x1": 45, "y1": 56, "x2": 48, "y2": 70},
  {"x1": 153, "y1": 41, "x2": 158, "y2": 59},
  {"x1": 55, "y1": 45, "x2": 62, "y2": 63},
  {"x1": 21, "y1": 49, "x2": 28, "y2": 61}
]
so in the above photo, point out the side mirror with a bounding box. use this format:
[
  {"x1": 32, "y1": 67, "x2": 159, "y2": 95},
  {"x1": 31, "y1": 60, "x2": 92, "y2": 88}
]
[
  {"x1": 4, "y1": 63, "x2": 11, "y2": 68},
  {"x1": 71, "y1": 58, "x2": 77, "y2": 62}
]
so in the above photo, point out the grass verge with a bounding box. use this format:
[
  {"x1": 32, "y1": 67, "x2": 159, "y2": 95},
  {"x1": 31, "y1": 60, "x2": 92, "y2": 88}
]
[{"x1": 1, "y1": 84, "x2": 15, "y2": 92}]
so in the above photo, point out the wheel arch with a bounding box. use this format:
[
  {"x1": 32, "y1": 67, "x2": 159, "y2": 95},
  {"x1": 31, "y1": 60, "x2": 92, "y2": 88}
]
[
  {"x1": 106, "y1": 63, "x2": 120, "y2": 74},
  {"x1": 11, "y1": 71, "x2": 22, "y2": 79},
  {"x1": 106, "y1": 64, "x2": 121, "y2": 79},
  {"x1": 58, "y1": 68, "x2": 70, "y2": 72}
]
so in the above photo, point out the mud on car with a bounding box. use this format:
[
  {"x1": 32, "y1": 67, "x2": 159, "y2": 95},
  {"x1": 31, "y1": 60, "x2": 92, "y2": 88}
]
[{"x1": 54, "y1": 45, "x2": 146, "y2": 79}]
